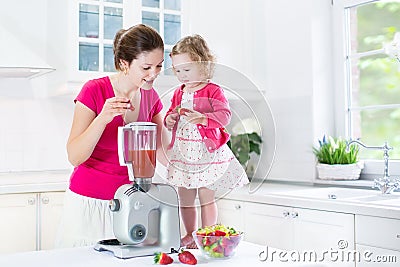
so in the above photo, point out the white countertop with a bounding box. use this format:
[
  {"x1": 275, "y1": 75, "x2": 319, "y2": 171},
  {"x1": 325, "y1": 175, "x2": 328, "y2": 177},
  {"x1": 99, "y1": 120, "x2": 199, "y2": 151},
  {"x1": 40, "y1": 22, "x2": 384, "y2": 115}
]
[
  {"x1": 221, "y1": 181, "x2": 400, "y2": 220},
  {"x1": 0, "y1": 242, "x2": 328, "y2": 267},
  {"x1": 0, "y1": 170, "x2": 70, "y2": 194},
  {"x1": 1, "y1": 170, "x2": 399, "y2": 219}
]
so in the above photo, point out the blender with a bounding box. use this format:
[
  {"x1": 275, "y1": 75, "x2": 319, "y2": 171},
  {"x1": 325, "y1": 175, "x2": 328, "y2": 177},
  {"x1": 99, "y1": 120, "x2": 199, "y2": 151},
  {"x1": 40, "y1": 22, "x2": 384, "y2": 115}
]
[{"x1": 94, "y1": 122, "x2": 181, "y2": 258}]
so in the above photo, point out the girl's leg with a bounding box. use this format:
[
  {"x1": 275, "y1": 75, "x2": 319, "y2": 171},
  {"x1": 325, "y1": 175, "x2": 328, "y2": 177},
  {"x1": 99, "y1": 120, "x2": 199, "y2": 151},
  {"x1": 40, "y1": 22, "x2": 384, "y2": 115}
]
[
  {"x1": 178, "y1": 187, "x2": 197, "y2": 247},
  {"x1": 198, "y1": 187, "x2": 218, "y2": 227}
]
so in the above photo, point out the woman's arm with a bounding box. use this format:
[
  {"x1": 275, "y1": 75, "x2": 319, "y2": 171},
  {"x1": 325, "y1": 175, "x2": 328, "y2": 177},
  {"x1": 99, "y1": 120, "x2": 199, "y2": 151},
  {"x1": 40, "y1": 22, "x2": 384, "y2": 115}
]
[
  {"x1": 66, "y1": 102, "x2": 106, "y2": 166},
  {"x1": 67, "y1": 97, "x2": 127, "y2": 166}
]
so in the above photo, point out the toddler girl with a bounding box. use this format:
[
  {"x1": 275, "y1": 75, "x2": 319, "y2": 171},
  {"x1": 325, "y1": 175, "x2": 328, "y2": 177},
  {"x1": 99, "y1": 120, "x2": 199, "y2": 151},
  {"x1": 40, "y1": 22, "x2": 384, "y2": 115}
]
[{"x1": 164, "y1": 34, "x2": 249, "y2": 248}]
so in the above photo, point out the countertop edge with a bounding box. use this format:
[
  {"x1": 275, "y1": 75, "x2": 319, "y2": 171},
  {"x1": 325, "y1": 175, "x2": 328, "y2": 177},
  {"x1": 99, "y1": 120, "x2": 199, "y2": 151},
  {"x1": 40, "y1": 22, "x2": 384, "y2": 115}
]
[{"x1": 219, "y1": 183, "x2": 400, "y2": 220}]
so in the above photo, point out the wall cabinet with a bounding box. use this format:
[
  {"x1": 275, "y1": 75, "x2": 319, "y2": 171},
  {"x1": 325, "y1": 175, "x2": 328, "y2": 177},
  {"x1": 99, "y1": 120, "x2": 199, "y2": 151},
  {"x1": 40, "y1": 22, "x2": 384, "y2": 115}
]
[
  {"x1": 217, "y1": 199, "x2": 355, "y2": 267},
  {"x1": 355, "y1": 215, "x2": 400, "y2": 267},
  {"x1": 0, "y1": 191, "x2": 65, "y2": 254}
]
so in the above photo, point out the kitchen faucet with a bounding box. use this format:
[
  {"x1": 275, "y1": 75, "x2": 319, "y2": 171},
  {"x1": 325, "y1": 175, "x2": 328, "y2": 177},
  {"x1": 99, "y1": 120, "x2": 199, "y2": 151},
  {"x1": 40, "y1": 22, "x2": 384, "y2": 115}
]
[{"x1": 346, "y1": 140, "x2": 400, "y2": 194}]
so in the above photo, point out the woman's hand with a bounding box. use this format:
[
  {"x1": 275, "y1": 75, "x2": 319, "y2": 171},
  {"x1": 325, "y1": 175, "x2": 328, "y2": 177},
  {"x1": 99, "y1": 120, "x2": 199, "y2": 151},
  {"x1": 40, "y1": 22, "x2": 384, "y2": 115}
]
[
  {"x1": 165, "y1": 113, "x2": 179, "y2": 130},
  {"x1": 183, "y1": 109, "x2": 207, "y2": 126},
  {"x1": 98, "y1": 97, "x2": 134, "y2": 124}
]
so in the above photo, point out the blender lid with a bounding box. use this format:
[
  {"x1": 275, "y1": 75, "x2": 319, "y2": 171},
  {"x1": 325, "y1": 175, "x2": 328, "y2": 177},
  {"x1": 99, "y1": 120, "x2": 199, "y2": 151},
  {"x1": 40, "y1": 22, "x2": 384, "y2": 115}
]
[{"x1": 123, "y1": 121, "x2": 157, "y2": 131}]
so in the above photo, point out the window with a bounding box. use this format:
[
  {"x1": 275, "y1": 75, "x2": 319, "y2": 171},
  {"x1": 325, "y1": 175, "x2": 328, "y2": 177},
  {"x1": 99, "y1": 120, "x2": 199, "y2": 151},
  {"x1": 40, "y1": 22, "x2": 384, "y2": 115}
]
[
  {"x1": 333, "y1": 0, "x2": 400, "y2": 179},
  {"x1": 78, "y1": 0, "x2": 123, "y2": 72},
  {"x1": 75, "y1": 0, "x2": 181, "y2": 75},
  {"x1": 142, "y1": 0, "x2": 182, "y2": 73}
]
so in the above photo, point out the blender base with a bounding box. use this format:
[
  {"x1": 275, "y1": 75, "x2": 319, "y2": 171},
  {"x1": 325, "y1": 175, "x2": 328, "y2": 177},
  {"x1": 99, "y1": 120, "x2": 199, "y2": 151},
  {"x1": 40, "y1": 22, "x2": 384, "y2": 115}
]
[{"x1": 94, "y1": 239, "x2": 179, "y2": 259}]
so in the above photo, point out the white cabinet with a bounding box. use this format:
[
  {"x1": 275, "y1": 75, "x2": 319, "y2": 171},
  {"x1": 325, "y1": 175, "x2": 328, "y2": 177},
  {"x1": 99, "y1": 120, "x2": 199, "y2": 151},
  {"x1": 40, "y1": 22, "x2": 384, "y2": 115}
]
[
  {"x1": 355, "y1": 244, "x2": 400, "y2": 267},
  {"x1": 217, "y1": 199, "x2": 355, "y2": 267},
  {"x1": 355, "y1": 215, "x2": 400, "y2": 267},
  {"x1": 244, "y1": 202, "x2": 293, "y2": 248},
  {"x1": 0, "y1": 193, "x2": 37, "y2": 253},
  {"x1": 0, "y1": 191, "x2": 65, "y2": 254},
  {"x1": 216, "y1": 199, "x2": 245, "y2": 230},
  {"x1": 39, "y1": 192, "x2": 66, "y2": 250},
  {"x1": 244, "y1": 202, "x2": 354, "y2": 251}
]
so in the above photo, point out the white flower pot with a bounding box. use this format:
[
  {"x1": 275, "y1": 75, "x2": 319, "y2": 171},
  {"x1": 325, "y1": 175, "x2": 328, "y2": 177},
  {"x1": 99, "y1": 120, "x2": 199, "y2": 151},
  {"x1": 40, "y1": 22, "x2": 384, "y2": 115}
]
[{"x1": 316, "y1": 161, "x2": 364, "y2": 180}]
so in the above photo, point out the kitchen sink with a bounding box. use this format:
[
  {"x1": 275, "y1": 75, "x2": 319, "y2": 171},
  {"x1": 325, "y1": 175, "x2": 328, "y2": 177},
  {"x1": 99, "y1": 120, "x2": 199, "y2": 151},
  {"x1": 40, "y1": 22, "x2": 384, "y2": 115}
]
[
  {"x1": 274, "y1": 186, "x2": 400, "y2": 206},
  {"x1": 371, "y1": 197, "x2": 400, "y2": 206},
  {"x1": 275, "y1": 187, "x2": 380, "y2": 200},
  {"x1": 350, "y1": 193, "x2": 400, "y2": 206}
]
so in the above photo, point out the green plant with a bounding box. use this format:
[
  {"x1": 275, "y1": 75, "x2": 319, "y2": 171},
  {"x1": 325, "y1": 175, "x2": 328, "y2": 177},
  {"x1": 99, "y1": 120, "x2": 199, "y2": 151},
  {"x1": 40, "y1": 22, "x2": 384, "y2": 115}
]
[
  {"x1": 313, "y1": 135, "x2": 360, "y2": 165},
  {"x1": 227, "y1": 132, "x2": 262, "y2": 165}
]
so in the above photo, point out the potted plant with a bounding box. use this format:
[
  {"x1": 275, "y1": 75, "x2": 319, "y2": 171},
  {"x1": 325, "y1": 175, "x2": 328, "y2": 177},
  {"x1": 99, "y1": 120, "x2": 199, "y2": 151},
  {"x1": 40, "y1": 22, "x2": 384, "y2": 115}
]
[
  {"x1": 313, "y1": 135, "x2": 364, "y2": 180},
  {"x1": 227, "y1": 118, "x2": 262, "y2": 179}
]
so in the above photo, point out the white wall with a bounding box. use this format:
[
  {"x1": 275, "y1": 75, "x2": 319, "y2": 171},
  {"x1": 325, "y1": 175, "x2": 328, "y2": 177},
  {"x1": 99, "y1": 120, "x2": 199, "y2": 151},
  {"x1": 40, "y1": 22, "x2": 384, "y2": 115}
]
[
  {"x1": 0, "y1": 0, "x2": 334, "y2": 181},
  {"x1": 0, "y1": 0, "x2": 74, "y2": 172},
  {"x1": 187, "y1": 0, "x2": 334, "y2": 182},
  {"x1": 0, "y1": 78, "x2": 73, "y2": 171}
]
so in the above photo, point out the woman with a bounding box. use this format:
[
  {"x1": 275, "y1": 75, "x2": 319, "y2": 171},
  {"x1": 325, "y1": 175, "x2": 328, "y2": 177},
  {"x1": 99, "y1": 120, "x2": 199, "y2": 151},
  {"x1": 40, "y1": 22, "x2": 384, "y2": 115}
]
[{"x1": 56, "y1": 24, "x2": 166, "y2": 248}]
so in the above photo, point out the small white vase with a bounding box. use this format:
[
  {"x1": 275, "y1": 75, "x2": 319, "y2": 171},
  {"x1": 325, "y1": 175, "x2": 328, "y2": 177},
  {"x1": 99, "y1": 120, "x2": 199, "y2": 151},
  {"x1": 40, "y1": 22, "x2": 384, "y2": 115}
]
[{"x1": 316, "y1": 161, "x2": 364, "y2": 180}]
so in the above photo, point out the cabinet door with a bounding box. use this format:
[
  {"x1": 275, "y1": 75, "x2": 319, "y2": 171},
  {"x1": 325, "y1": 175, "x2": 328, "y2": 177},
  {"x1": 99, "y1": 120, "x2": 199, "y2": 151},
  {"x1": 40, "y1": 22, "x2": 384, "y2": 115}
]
[
  {"x1": 356, "y1": 215, "x2": 400, "y2": 252},
  {"x1": 356, "y1": 244, "x2": 400, "y2": 267},
  {"x1": 39, "y1": 191, "x2": 65, "y2": 250},
  {"x1": 244, "y1": 202, "x2": 293, "y2": 248},
  {"x1": 0, "y1": 193, "x2": 37, "y2": 254},
  {"x1": 293, "y1": 208, "x2": 355, "y2": 267},
  {"x1": 216, "y1": 199, "x2": 244, "y2": 230}
]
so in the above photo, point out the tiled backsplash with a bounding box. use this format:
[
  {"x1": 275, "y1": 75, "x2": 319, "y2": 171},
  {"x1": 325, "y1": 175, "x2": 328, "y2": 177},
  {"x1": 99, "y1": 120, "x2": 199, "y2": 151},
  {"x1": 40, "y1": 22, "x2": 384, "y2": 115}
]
[{"x1": 0, "y1": 79, "x2": 74, "y2": 172}]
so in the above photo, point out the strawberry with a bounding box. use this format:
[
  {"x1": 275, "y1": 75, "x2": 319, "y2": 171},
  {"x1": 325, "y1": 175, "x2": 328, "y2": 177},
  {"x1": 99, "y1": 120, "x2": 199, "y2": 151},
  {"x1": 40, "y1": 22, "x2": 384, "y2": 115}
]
[
  {"x1": 214, "y1": 230, "x2": 227, "y2": 236},
  {"x1": 223, "y1": 245, "x2": 234, "y2": 257},
  {"x1": 220, "y1": 237, "x2": 234, "y2": 248},
  {"x1": 178, "y1": 250, "x2": 197, "y2": 265},
  {"x1": 212, "y1": 243, "x2": 223, "y2": 254},
  {"x1": 154, "y1": 252, "x2": 173, "y2": 265},
  {"x1": 203, "y1": 236, "x2": 216, "y2": 247},
  {"x1": 176, "y1": 106, "x2": 192, "y2": 115}
]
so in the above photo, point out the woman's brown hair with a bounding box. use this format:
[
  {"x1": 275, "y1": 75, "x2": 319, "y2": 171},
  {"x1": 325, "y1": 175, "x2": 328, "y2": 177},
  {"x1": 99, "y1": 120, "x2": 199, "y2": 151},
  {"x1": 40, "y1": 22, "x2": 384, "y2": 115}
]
[{"x1": 113, "y1": 24, "x2": 164, "y2": 71}]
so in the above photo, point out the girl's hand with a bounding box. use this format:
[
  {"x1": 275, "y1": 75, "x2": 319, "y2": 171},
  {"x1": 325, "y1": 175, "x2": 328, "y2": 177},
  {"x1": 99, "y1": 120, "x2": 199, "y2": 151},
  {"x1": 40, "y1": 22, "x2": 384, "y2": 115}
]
[
  {"x1": 98, "y1": 97, "x2": 134, "y2": 124},
  {"x1": 183, "y1": 109, "x2": 207, "y2": 126},
  {"x1": 165, "y1": 113, "x2": 179, "y2": 130}
]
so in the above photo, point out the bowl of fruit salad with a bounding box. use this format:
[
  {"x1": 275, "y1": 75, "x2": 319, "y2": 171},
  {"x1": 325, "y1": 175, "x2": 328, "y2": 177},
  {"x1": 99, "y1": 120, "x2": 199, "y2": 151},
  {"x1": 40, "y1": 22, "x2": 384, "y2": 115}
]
[{"x1": 192, "y1": 224, "x2": 243, "y2": 259}]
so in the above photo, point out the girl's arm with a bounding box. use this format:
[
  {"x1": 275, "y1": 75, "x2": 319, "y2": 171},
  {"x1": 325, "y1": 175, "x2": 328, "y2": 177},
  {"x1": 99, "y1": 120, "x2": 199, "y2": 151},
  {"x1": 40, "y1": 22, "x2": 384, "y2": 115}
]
[
  {"x1": 163, "y1": 90, "x2": 180, "y2": 127},
  {"x1": 204, "y1": 87, "x2": 232, "y2": 128}
]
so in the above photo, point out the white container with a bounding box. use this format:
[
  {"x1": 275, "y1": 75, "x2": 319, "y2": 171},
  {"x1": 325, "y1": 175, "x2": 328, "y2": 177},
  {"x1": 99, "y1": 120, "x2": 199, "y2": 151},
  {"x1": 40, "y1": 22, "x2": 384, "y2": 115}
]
[{"x1": 316, "y1": 161, "x2": 364, "y2": 180}]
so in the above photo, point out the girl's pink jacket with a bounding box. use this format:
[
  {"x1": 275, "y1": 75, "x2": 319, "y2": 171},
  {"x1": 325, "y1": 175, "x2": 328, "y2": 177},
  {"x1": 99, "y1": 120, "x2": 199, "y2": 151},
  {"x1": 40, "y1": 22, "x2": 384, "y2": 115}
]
[{"x1": 164, "y1": 83, "x2": 232, "y2": 152}]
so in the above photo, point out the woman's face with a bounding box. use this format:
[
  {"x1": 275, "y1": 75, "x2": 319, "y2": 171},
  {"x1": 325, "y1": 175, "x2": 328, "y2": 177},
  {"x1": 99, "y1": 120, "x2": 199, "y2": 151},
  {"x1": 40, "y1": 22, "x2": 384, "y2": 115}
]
[
  {"x1": 127, "y1": 48, "x2": 164, "y2": 90},
  {"x1": 171, "y1": 53, "x2": 205, "y2": 89}
]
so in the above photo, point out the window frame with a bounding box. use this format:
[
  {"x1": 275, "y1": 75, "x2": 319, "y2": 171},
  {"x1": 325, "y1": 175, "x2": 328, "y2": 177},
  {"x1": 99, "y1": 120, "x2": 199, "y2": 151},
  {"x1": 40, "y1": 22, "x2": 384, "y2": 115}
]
[
  {"x1": 68, "y1": 0, "x2": 184, "y2": 83},
  {"x1": 141, "y1": 0, "x2": 183, "y2": 73},
  {"x1": 332, "y1": 0, "x2": 400, "y2": 181}
]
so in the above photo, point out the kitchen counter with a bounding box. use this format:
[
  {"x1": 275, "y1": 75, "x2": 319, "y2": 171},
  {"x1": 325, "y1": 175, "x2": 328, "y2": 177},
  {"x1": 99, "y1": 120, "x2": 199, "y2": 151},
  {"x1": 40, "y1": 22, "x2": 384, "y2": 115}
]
[
  {"x1": 221, "y1": 180, "x2": 400, "y2": 220},
  {"x1": 0, "y1": 170, "x2": 399, "y2": 219},
  {"x1": 0, "y1": 169, "x2": 70, "y2": 194},
  {"x1": 0, "y1": 242, "x2": 328, "y2": 267}
]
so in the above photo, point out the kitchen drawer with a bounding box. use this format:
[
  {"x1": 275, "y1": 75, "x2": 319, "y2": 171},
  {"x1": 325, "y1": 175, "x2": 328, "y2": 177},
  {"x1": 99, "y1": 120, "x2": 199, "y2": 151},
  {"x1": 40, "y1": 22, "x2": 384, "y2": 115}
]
[
  {"x1": 355, "y1": 215, "x2": 400, "y2": 251},
  {"x1": 356, "y1": 244, "x2": 400, "y2": 267}
]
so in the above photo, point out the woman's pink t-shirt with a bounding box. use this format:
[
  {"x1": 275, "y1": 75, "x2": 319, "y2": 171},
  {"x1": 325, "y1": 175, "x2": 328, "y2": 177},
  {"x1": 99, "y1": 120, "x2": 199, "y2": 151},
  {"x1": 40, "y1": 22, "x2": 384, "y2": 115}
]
[{"x1": 69, "y1": 76, "x2": 163, "y2": 200}]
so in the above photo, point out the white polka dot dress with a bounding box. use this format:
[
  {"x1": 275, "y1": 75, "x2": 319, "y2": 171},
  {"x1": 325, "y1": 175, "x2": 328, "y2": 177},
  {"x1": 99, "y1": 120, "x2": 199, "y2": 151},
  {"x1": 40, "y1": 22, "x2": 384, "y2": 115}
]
[{"x1": 166, "y1": 91, "x2": 249, "y2": 194}]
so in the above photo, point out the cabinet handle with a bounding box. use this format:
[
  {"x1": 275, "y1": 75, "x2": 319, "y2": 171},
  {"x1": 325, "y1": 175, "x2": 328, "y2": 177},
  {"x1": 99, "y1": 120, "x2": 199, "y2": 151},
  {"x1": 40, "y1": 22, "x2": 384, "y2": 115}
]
[
  {"x1": 234, "y1": 204, "x2": 241, "y2": 210},
  {"x1": 283, "y1": 210, "x2": 290, "y2": 218},
  {"x1": 291, "y1": 211, "x2": 298, "y2": 218},
  {"x1": 28, "y1": 197, "x2": 36, "y2": 205},
  {"x1": 41, "y1": 196, "x2": 49, "y2": 204}
]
